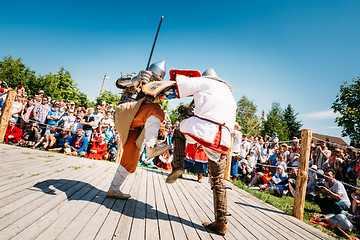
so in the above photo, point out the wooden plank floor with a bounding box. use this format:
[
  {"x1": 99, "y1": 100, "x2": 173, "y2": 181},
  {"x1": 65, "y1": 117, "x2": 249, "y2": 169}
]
[{"x1": 0, "y1": 144, "x2": 333, "y2": 240}]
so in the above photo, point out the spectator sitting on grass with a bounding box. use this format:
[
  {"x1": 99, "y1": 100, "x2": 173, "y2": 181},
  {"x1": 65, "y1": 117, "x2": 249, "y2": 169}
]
[
  {"x1": 18, "y1": 121, "x2": 40, "y2": 147},
  {"x1": 86, "y1": 134, "x2": 107, "y2": 160},
  {"x1": 248, "y1": 165, "x2": 273, "y2": 190},
  {"x1": 271, "y1": 165, "x2": 288, "y2": 187},
  {"x1": 65, "y1": 128, "x2": 88, "y2": 157},
  {"x1": 138, "y1": 148, "x2": 157, "y2": 168},
  {"x1": 47, "y1": 128, "x2": 72, "y2": 152},
  {"x1": 315, "y1": 168, "x2": 350, "y2": 214},
  {"x1": 5, "y1": 118, "x2": 23, "y2": 144},
  {"x1": 39, "y1": 126, "x2": 58, "y2": 150}
]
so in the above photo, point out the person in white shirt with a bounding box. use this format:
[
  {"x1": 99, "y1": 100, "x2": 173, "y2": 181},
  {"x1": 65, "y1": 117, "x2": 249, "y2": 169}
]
[
  {"x1": 239, "y1": 134, "x2": 251, "y2": 160},
  {"x1": 230, "y1": 123, "x2": 242, "y2": 181},
  {"x1": 71, "y1": 115, "x2": 83, "y2": 135},
  {"x1": 315, "y1": 168, "x2": 350, "y2": 214},
  {"x1": 92, "y1": 106, "x2": 104, "y2": 128}
]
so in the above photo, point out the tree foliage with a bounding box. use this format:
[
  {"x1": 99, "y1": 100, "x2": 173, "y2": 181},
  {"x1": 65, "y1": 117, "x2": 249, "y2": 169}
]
[
  {"x1": 0, "y1": 56, "x2": 37, "y2": 92},
  {"x1": 261, "y1": 101, "x2": 289, "y2": 141},
  {"x1": 96, "y1": 90, "x2": 120, "y2": 107},
  {"x1": 236, "y1": 96, "x2": 260, "y2": 136},
  {"x1": 332, "y1": 77, "x2": 360, "y2": 146},
  {"x1": 283, "y1": 104, "x2": 302, "y2": 138},
  {"x1": 0, "y1": 55, "x2": 92, "y2": 107}
]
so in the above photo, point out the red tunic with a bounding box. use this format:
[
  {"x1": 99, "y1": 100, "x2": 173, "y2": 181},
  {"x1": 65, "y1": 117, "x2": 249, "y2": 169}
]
[{"x1": 86, "y1": 141, "x2": 107, "y2": 160}]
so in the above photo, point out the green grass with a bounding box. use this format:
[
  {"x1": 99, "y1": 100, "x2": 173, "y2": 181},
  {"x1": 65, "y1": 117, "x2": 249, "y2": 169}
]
[
  {"x1": 232, "y1": 179, "x2": 354, "y2": 239},
  {"x1": 5, "y1": 174, "x2": 24, "y2": 179},
  {"x1": 68, "y1": 166, "x2": 82, "y2": 170},
  {"x1": 29, "y1": 173, "x2": 41, "y2": 177},
  {"x1": 38, "y1": 154, "x2": 54, "y2": 158}
]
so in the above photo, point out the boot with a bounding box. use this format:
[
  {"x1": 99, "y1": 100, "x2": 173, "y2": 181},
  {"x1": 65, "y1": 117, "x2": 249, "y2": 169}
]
[
  {"x1": 106, "y1": 190, "x2": 131, "y2": 199},
  {"x1": 145, "y1": 115, "x2": 171, "y2": 159},
  {"x1": 146, "y1": 144, "x2": 172, "y2": 159},
  {"x1": 202, "y1": 221, "x2": 227, "y2": 236},
  {"x1": 166, "y1": 129, "x2": 186, "y2": 184},
  {"x1": 108, "y1": 164, "x2": 131, "y2": 198},
  {"x1": 203, "y1": 154, "x2": 228, "y2": 235}
]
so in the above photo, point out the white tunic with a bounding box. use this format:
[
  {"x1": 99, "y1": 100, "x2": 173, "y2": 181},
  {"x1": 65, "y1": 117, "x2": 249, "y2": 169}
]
[{"x1": 176, "y1": 75, "x2": 237, "y2": 155}]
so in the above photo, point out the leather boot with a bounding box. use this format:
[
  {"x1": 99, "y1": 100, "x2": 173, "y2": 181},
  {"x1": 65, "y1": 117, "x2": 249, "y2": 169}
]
[
  {"x1": 166, "y1": 129, "x2": 186, "y2": 183},
  {"x1": 202, "y1": 221, "x2": 227, "y2": 236},
  {"x1": 106, "y1": 190, "x2": 131, "y2": 199},
  {"x1": 203, "y1": 154, "x2": 228, "y2": 235}
]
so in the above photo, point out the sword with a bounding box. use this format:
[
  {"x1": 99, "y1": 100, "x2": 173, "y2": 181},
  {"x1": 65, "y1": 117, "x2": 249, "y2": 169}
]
[{"x1": 146, "y1": 16, "x2": 164, "y2": 70}]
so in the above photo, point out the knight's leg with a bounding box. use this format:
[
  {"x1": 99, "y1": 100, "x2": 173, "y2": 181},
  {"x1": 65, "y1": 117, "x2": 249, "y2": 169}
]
[
  {"x1": 107, "y1": 129, "x2": 140, "y2": 199},
  {"x1": 166, "y1": 129, "x2": 186, "y2": 183},
  {"x1": 202, "y1": 154, "x2": 228, "y2": 235},
  {"x1": 145, "y1": 115, "x2": 171, "y2": 158}
]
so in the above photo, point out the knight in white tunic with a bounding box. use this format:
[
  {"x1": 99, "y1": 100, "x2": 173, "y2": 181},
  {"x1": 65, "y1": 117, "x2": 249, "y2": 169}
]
[{"x1": 167, "y1": 68, "x2": 237, "y2": 235}]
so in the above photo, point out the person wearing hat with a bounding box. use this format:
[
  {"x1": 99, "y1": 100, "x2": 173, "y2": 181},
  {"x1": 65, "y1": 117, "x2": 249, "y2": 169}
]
[
  {"x1": 5, "y1": 118, "x2": 23, "y2": 144},
  {"x1": 65, "y1": 128, "x2": 88, "y2": 156},
  {"x1": 269, "y1": 132, "x2": 279, "y2": 143},
  {"x1": 291, "y1": 136, "x2": 301, "y2": 148},
  {"x1": 271, "y1": 165, "x2": 288, "y2": 186}
]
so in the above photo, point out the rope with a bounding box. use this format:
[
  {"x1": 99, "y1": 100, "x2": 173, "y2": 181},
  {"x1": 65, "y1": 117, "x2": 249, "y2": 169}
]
[
  {"x1": 254, "y1": 163, "x2": 360, "y2": 192},
  {"x1": 256, "y1": 162, "x2": 299, "y2": 169},
  {"x1": 312, "y1": 136, "x2": 359, "y2": 151}
]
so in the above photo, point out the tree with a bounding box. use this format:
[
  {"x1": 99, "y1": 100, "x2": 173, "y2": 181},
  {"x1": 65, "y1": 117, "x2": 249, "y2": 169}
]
[
  {"x1": 261, "y1": 101, "x2": 289, "y2": 141},
  {"x1": 236, "y1": 95, "x2": 261, "y2": 136},
  {"x1": 95, "y1": 90, "x2": 120, "y2": 107},
  {"x1": 0, "y1": 55, "x2": 37, "y2": 91},
  {"x1": 283, "y1": 104, "x2": 302, "y2": 138},
  {"x1": 332, "y1": 77, "x2": 360, "y2": 146}
]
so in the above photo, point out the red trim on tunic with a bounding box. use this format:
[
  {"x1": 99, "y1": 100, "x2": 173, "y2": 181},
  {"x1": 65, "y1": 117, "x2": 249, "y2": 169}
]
[{"x1": 182, "y1": 126, "x2": 229, "y2": 155}]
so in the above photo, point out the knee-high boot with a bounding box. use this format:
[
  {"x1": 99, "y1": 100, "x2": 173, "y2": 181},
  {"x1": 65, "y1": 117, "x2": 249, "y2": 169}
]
[
  {"x1": 166, "y1": 129, "x2": 186, "y2": 183},
  {"x1": 203, "y1": 154, "x2": 228, "y2": 235}
]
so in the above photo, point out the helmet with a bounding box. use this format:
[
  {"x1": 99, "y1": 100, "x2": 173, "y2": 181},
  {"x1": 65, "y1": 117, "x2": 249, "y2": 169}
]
[
  {"x1": 202, "y1": 68, "x2": 218, "y2": 79},
  {"x1": 149, "y1": 60, "x2": 166, "y2": 79}
]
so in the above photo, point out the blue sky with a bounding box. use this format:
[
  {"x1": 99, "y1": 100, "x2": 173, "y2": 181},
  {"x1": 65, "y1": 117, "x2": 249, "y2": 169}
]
[{"x1": 1, "y1": 0, "x2": 359, "y2": 143}]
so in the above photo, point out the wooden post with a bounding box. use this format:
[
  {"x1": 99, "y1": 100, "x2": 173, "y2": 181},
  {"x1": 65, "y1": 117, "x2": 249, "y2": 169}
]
[
  {"x1": 0, "y1": 90, "x2": 16, "y2": 143},
  {"x1": 99, "y1": 73, "x2": 107, "y2": 98},
  {"x1": 293, "y1": 129, "x2": 312, "y2": 220},
  {"x1": 224, "y1": 132, "x2": 235, "y2": 181}
]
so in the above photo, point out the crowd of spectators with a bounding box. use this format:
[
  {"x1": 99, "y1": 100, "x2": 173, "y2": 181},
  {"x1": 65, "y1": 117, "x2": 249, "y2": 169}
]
[
  {"x1": 230, "y1": 129, "x2": 360, "y2": 216},
  {"x1": 1, "y1": 83, "x2": 121, "y2": 162},
  {"x1": 2, "y1": 82, "x2": 360, "y2": 217}
]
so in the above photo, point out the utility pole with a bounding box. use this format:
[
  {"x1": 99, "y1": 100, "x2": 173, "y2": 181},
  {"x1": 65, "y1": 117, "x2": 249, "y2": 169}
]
[{"x1": 99, "y1": 73, "x2": 108, "y2": 98}]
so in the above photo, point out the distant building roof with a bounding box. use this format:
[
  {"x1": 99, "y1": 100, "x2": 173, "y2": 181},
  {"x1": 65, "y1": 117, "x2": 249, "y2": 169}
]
[{"x1": 312, "y1": 133, "x2": 348, "y2": 147}]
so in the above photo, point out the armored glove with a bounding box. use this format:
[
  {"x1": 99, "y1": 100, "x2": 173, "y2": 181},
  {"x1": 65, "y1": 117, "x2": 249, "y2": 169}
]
[{"x1": 136, "y1": 70, "x2": 153, "y2": 84}]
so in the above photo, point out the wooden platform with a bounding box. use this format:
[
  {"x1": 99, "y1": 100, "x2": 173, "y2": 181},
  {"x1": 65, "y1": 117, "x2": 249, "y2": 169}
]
[{"x1": 0, "y1": 144, "x2": 333, "y2": 240}]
